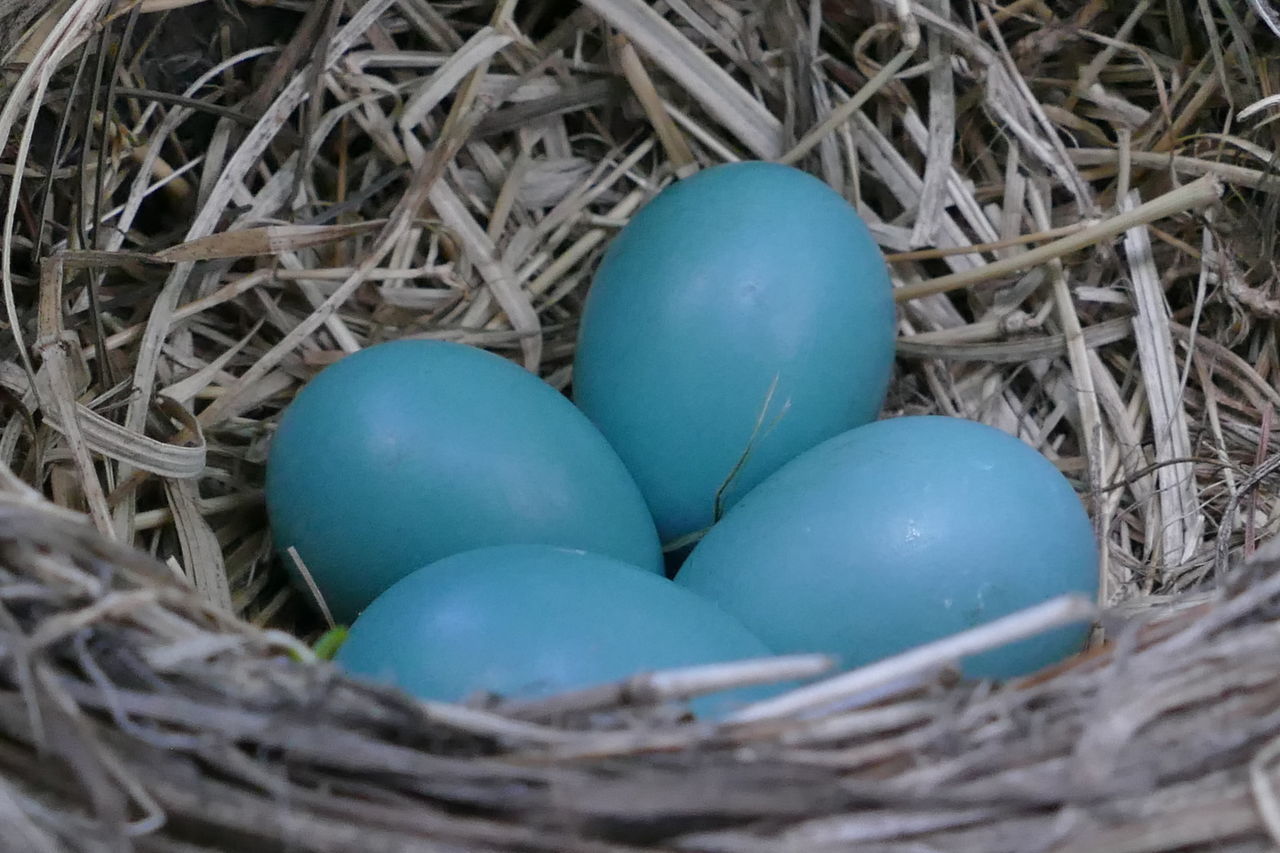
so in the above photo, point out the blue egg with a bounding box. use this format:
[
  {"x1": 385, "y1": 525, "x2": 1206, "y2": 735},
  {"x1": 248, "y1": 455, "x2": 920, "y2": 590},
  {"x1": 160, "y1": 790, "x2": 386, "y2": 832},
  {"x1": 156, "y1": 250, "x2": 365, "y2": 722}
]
[
  {"x1": 573, "y1": 161, "x2": 896, "y2": 545},
  {"x1": 266, "y1": 340, "x2": 662, "y2": 621},
  {"x1": 674, "y1": 416, "x2": 1099, "y2": 679},
  {"x1": 334, "y1": 545, "x2": 777, "y2": 717}
]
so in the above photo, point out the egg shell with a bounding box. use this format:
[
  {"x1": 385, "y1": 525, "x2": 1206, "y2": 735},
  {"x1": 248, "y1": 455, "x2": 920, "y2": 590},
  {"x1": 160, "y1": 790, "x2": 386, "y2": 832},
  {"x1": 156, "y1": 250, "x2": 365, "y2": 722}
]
[
  {"x1": 266, "y1": 340, "x2": 663, "y2": 621},
  {"x1": 334, "y1": 544, "x2": 778, "y2": 717},
  {"x1": 572, "y1": 161, "x2": 897, "y2": 545},
  {"x1": 674, "y1": 416, "x2": 1099, "y2": 679}
]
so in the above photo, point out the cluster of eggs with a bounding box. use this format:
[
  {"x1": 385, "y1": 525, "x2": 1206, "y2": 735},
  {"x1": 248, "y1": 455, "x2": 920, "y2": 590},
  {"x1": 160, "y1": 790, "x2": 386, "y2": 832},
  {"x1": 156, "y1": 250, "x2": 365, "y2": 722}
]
[{"x1": 265, "y1": 162, "x2": 1099, "y2": 715}]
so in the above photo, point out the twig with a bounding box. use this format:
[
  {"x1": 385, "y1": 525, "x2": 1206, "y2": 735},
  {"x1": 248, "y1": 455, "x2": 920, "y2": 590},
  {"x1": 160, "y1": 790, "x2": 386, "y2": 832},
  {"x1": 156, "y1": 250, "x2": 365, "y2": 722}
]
[
  {"x1": 728, "y1": 595, "x2": 1098, "y2": 723},
  {"x1": 895, "y1": 175, "x2": 1222, "y2": 302}
]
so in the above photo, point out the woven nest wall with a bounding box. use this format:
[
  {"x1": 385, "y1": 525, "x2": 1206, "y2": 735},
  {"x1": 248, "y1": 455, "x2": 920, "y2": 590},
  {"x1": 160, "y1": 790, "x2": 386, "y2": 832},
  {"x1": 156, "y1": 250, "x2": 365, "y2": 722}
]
[{"x1": 2, "y1": 0, "x2": 1280, "y2": 850}]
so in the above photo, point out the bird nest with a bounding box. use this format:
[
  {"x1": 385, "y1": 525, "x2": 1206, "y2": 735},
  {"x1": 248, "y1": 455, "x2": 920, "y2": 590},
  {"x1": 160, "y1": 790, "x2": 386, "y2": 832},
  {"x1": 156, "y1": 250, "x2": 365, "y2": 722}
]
[
  {"x1": 3, "y1": 464, "x2": 1280, "y2": 852},
  {"x1": 3, "y1": 0, "x2": 1280, "y2": 850}
]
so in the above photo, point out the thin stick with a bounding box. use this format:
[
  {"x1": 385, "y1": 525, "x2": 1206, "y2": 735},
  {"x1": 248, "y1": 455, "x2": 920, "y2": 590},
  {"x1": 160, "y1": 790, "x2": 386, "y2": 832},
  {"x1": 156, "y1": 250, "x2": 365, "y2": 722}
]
[
  {"x1": 780, "y1": 45, "x2": 918, "y2": 166},
  {"x1": 727, "y1": 595, "x2": 1098, "y2": 723},
  {"x1": 1069, "y1": 147, "x2": 1280, "y2": 191},
  {"x1": 894, "y1": 174, "x2": 1221, "y2": 303},
  {"x1": 883, "y1": 222, "x2": 1087, "y2": 262},
  {"x1": 615, "y1": 36, "x2": 696, "y2": 175},
  {"x1": 287, "y1": 546, "x2": 334, "y2": 630}
]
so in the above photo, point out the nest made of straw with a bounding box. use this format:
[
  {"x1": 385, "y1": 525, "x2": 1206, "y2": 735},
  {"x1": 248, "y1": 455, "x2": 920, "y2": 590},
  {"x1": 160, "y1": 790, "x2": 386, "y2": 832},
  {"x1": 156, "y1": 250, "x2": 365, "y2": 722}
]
[
  {"x1": 0, "y1": 447, "x2": 1279, "y2": 852},
  {"x1": 3, "y1": 0, "x2": 1280, "y2": 850}
]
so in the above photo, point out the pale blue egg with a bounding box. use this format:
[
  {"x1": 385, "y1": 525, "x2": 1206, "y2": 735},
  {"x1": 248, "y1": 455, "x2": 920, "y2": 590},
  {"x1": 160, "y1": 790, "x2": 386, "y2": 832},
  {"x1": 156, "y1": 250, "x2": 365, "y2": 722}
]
[
  {"x1": 334, "y1": 545, "x2": 777, "y2": 717},
  {"x1": 674, "y1": 416, "x2": 1099, "y2": 679},
  {"x1": 266, "y1": 340, "x2": 663, "y2": 622},
  {"x1": 573, "y1": 161, "x2": 896, "y2": 545}
]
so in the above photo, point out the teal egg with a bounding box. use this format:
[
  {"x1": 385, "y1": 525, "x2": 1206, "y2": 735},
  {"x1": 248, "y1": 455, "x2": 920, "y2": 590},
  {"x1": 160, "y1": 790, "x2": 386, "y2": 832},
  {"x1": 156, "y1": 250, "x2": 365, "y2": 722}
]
[
  {"x1": 573, "y1": 161, "x2": 896, "y2": 545},
  {"x1": 334, "y1": 545, "x2": 776, "y2": 716},
  {"x1": 266, "y1": 340, "x2": 662, "y2": 622},
  {"x1": 674, "y1": 416, "x2": 1099, "y2": 679}
]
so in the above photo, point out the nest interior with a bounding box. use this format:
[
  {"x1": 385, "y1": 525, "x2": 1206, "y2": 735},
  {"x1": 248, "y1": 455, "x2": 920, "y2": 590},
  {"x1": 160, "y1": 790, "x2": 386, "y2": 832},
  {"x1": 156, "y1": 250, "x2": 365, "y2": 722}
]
[{"x1": 1, "y1": 0, "x2": 1280, "y2": 850}]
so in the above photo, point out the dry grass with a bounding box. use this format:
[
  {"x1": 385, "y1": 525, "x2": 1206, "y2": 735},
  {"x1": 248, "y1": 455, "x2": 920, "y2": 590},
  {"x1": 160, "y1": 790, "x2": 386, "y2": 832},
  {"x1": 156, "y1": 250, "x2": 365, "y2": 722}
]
[
  {"x1": 2, "y1": 0, "x2": 1280, "y2": 849},
  {"x1": 3, "y1": 0, "x2": 1276, "y2": 625}
]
